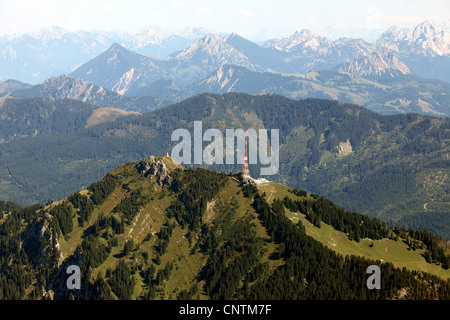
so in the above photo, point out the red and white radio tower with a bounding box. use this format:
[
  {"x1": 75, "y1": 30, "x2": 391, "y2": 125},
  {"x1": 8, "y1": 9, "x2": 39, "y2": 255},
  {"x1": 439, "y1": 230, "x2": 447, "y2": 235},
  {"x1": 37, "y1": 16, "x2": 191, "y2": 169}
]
[{"x1": 243, "y1": 136, "x2": 250, "y2": 178}]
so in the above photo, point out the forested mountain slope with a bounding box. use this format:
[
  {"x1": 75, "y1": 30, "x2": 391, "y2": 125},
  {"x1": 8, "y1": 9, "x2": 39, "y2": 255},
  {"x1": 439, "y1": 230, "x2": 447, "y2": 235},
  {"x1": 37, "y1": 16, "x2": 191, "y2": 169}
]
[
  {"x1": 0, "y1": 97, "x2": 139, "y2": 143},
  {"x1": 0, "y1": 93, "x2": 448, "y2": 239},
  {"x1": 0, "y1": 156, "x2": 448, "y2": 300}
]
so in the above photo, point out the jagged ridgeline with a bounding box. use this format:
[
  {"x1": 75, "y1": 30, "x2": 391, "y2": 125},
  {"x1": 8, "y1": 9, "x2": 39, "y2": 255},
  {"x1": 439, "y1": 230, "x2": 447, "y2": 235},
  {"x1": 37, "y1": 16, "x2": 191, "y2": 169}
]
[{"x1": 0, "y1": 156, "x2": 449, "y2": 300}]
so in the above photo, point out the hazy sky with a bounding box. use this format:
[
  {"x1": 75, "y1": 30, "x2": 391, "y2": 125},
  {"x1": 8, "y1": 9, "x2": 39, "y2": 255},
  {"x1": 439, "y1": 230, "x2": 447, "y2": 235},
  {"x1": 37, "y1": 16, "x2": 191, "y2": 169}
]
[{"x1": 0, "y1": 0, "x2": 448, "y2": 40}]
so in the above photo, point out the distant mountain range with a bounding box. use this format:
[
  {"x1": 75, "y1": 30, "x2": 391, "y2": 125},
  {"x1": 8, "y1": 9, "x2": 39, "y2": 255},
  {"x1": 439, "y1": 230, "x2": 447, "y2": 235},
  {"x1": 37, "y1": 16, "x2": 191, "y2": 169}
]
[
  {"x1": 195, "y1": 64, "x2": 450, "y2": 116},
  {"x1": 1, "y1": 21, "x2": 449, "y2": 117},
  {"x1": 127, "y1": 25, "x2": 211, "y2": 57},
  {"x1": 3, "y1": 61, "x2": 449, "y2": 117},
  {"x1": 70, "y1": 32, "x2": 270, "y2": 91},
  {"x1": 70, "y1": 23, "x2": 449, "y2": 92},
  {"x1": 0, "y1": 26, "x2": 210, "y2": 84},
  {"x1": 1, "y1": 21, "x2": 448, "y2": 85},
  {"x1": 3, "y1": 74, "x2": 170, "y2": 113}
]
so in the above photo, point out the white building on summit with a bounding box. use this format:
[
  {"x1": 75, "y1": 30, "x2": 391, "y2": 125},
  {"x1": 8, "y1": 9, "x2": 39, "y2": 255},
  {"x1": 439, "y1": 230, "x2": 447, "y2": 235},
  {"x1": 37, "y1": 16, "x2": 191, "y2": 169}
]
[{"x1": 242, "y1": 135, "x2": 269, "y2": 186}]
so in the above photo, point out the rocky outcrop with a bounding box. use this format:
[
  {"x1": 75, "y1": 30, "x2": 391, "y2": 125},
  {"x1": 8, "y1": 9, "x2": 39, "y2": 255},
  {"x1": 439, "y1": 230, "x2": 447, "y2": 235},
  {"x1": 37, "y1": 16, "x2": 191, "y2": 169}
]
[
  {"x1": 43, "y1": 250, "x2": 88, "y2": 300},
  {"x1": 137, "y1": 156, "x2": 172, "y2": 187},
  {"x1": 336, "y1": 139, "x2": 353, "y2": 157},
  {"x1": 21, "y1": 213, "x2": 63, "y2": 267},
  {"x1": 21, "y1": 212, "x2": 88, "y2": 300}
]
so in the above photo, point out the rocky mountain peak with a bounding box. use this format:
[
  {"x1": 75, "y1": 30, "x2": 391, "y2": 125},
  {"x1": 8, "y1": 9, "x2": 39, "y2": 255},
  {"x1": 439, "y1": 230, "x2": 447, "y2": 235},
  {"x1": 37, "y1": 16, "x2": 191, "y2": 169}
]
[
  {"x1": 173, "y1": 32, "x2": 256, "y2": 72},
  {"x1": 132, "y1": 26, "x2": 163, "y2": 46},
  {"x1": 127, "y1": 26, "x2": 210, "y2": 57},
  {"x1": 200, "y1": 64, "x2": 237, "y2": 88},
  {"x1": 42, "y1": 74, "x2": 96, "y2": 90},
  {"x1": 108, "y1": 42, "x2": 128, "y2": 53},
  {"x1": 175, "y1": 32, "x2": 226, "y2": 57},
  {"x1": 223, "y1": 32, "x2": 246, "y2": 42},
  {"x1": 263, "y1": 29, "x2": 330, "y2": 52},
  {"x1": 292, "y1": 29, "x2": 316, "y2": 40},
  {"x1": 43, "y1": 74, "x2": 77, "y2": 85},
  {"x1": 377, "y1": 21, "x2": 449, "y2": 57},
  {"x1": 407, "y1": 20, "x2": 436, "y2": 41},
  {"x1": 31, "y1": 26, "x2": 67, "y2": 41},
  {"x1": 31, "y1": 74, "x2": 109, "y2": 102},
  {"x1": 203, "y1": 33, "x2": 223, "y2": 45},
  {"x1": 137, "y1": 156, "x2": 172, "y2": 187},
  {"x1": 336, "y1": 48, "x2": 411, "y2": 78},
  {"x1": 140, "y1": 25, "x2": 166, "y2": 36},
  {"x1": 381, "y1": 25, "x2": 406, "y2": 41}
]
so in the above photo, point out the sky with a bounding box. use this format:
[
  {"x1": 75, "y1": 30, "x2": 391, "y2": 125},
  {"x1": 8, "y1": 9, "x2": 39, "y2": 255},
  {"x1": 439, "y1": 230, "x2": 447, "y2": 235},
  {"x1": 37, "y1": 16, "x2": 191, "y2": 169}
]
[{"x1": 0, "y1": 0, "x2": 449, "y2": 41}]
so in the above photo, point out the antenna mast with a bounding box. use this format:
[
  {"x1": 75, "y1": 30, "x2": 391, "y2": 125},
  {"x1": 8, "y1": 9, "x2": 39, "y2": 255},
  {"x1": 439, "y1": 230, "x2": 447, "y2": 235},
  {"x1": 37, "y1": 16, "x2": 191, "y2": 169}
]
[{"x1": 243, "y1": 136, "x2": 249, "y2": 178}]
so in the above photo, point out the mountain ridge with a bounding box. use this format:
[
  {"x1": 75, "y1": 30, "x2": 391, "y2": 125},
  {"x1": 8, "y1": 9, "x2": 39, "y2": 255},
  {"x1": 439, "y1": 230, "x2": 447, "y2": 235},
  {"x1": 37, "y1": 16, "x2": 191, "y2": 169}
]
[
  {"x1": 6, "y1": 74, "x2": 170, "y2": 113},
  {"x1": 60, "y1": 22, "x2": 449, "y2": 110},
  {"x1": 0, "y1": 97, "x2": 139, "y2": 143},
  {"x1": 335, "y1": 48, "x2": 411, "y2": 78},
  {"x1": 0, "y1": 93, "x2": 448, "y2": 240},
  {"x1": 194, "y1": 64, "x2": 449, "y2": 116},
  {"x1": 0, "y1": 79, "x2": 31, "y2": 94},
  {"x1": 2, "y1": 21, "x2": 448, "y2": 85},
  {"x1": 0, "y1": 155, "x2": 448, "y2": 300},
  {"x1": 70, "y1": 43, "x2": 171, "y2": 94},
  {"x1": 11, "y1": 56, "x2": 449, "y2": 117}
]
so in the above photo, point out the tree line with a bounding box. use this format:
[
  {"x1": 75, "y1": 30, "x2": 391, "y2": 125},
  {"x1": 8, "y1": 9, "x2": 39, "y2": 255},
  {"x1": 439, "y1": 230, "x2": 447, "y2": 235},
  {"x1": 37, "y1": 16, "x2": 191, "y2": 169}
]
[{"x1": 246, "y1": 190, "x2": 450, "y2": 299}]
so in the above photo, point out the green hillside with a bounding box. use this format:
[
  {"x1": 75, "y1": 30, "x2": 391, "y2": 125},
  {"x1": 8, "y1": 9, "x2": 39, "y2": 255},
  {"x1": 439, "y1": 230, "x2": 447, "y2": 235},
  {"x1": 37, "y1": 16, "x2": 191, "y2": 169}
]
[
  {"x1": 196, "y1": 66, "x2": 450, "y2": 116},
  {"x1": 0, "y1": 93, "x2": 448, "y2": 239},
  {"x1": 0, "y1": 97, "x2": 138, "y2": 143},
  {"x1": 258, "y1": 182, "x2": 450, "y2": 280},
  {"x1": 0, "y1": 156, "x2": 448, "y2": 300}
]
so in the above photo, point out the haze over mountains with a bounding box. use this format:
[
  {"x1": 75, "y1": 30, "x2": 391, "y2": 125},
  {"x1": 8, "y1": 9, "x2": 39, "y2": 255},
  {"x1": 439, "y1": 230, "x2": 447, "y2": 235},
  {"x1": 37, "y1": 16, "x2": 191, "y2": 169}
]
[
  {"x1": 1, "y1": 21, "x2": 448, "y2": 84},
  {"x1": 0, "y1": 25, "x2": 211, "y2": 84},
  {"x1": 0, "y1": 20, "x2": 449, "y2": 233},
  {"x1": 1, "y1": 21, "x2": 449, "y2": 116},
  {"x1": 6, "y1": 74, "x2": 169, "y2": 113}
]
